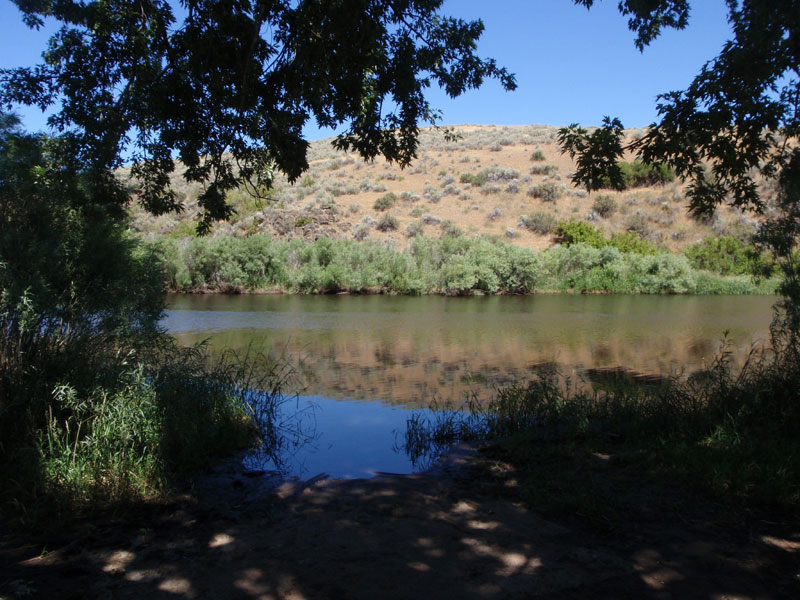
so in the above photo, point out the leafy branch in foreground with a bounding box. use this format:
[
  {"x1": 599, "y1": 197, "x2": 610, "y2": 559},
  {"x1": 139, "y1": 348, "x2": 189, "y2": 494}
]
[{"x1": 1, "y1": 0, "x2": 515, "y2": 232}]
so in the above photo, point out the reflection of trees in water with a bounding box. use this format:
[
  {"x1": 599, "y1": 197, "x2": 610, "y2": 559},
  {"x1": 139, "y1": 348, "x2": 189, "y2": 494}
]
[
  {"x1": 205, "y1": 334, "x2": 769, "y2": 408},
  {"x1": 170, "y1": 296, "x2": 772, "y2": 406}
]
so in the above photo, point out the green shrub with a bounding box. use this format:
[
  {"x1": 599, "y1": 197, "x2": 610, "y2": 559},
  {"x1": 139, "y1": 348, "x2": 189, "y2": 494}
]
[
  {"x1": 376, "y1": 214, "x2": 399, "y2": 231},
  {"x1": 683, "y1": 236, "x2": 774, "y2": 276},
  {"x1": 592, "y1": 195, "x2": 617, "y2": 218},
  {"x1": 608, "y1": 231, "x2": 658, "y2": 254},
  {"x1": 624, "y1": 214, "x2": 650, "y2": 237},
  {"x1": 530, "y1": 150, "x2": 546, "y2": 161},
  {"x1": 520, "y1": 212, "x2": 557, "y2": 234},
  {"x1": 529, "y1": 164, "x2": 559, "y2": 176},
  {"x1": 527, "y1": 182, "x2": 564, "y2": 202},
  {"x1": 460, "y1": 172, "x2": 488, "y2": 186},
  {"x1": 598, "y1": 161, "x2": 676, "y2": 190},
  {"x1": 440, "y1": 219, "x2": 463, "y2": 237},
  {"x1": 620, "y1": 161, "x2": 675, "y2": 188},
  {"x1": 554, "y1": 219, "x2": 606, "y2": 247},
  {"x1": 373, "y1": 192, "x2": 397, "y2": 211},
  {"x1": 294, "y1": 216, "x2": 312, "y2": 227}
]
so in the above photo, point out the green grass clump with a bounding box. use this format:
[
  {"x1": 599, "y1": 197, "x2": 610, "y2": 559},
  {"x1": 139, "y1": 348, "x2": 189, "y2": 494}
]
[
  {"x1": 32, "y1": 345, "x2": 273, "y2": 513},
  {"x1": 294, "y1": 216, "x2": 313, "y2": 227}
]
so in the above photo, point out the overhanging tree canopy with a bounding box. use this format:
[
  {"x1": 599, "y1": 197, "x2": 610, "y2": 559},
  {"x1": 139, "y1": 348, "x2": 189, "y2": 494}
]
[
  {"x1": 1, "y1": 0, "x2": 515, "y2": 231},
  {"x1": 561, "y1": 0, "x2": 798, "y2": 212}
]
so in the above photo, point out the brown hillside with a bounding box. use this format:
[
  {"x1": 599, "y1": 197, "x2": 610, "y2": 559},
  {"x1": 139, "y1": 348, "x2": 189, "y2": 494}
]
[{"x1": 127, "y1": 125, "x2": 763, "y2": 250}]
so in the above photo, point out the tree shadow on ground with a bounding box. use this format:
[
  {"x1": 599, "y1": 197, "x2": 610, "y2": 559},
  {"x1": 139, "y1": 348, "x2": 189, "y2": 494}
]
[{"x1": 1, "y1": 448, "x2": 798, "y2": 599}]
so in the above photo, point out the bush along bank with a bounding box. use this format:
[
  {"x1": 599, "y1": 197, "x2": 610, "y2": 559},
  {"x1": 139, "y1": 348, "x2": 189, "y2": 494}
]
[
  {"x1": 401, "y1": 323, "x2": 800, "y2": 516},
  {"x1": 155, "y1": 234, "x2": 778, "y2": 296}
]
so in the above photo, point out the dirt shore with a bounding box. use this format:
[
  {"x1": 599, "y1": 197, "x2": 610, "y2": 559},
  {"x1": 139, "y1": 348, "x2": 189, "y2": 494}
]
[{"x1": 1, "y1": 444, "x2": 798, "y2": 599}]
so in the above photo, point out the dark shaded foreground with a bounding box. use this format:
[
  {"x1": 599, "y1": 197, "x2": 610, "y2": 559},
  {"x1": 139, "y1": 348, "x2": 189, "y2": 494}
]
[{"x1": 1, "y1": 445, "x2": 797, "y2": 599}]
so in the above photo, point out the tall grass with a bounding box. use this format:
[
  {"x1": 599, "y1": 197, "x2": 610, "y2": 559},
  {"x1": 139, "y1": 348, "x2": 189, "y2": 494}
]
[
  {"x1": 0, "y1": 322, "x2": 292, "y2": 523},
  {"x1": 156, "y1": 235, "x2": 778, "y2": 296}
]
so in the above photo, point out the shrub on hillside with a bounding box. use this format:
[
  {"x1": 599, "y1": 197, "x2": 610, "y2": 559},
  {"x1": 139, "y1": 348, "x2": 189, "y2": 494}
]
[
  {"x1": 353, "y1": 223, "x2": 370, "y2": 240},
  {"x1": 592, "y1": 195, "x2": 618, "y2": 218},
  {"x1": 423, "y1": 185, "x2": 442, "y2": 203},
  {"x1": 625, "y1": 214, "x2": 650, "y2": 238},
  {"x1": 376, "y1": 214, "x2": 399, "y2": 232},
  {"x1": 373, "y1": 192, "x2": 397, "y2": 211},
  {"x1": 598, "y1": 161, "x2": 676, "y2": 190},
  {"x1": 406, "y1": 221, "x2": 424, "y2": 238},
  {"x1": 520, "y1": 212, "x2": 557, "y2": 234},
  {"x1": 440, "y1": 220, "x2": 463, "y2": 237},
  {"x1": 608, "y1": 231, "x2": 657, "y2": 254},
  {"x1": 460, "y1": 171, "x2": 488, "y2": 186},
  {"x1": 484, "y1": 167, "x2": 520, "y2": 182},
  {"x1": 527, "y1": 183, "x2": 564, "y2": 202},
  {"x1": 529, "y1": 164, "x2": 559, "y2": 176},
  {"x1": 530, "y1": 150, "x2": 546, "y2": 161}
]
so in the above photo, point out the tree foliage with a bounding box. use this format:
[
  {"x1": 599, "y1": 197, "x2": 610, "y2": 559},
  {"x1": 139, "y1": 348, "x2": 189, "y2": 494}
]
[
  {"x1": 0, "y1": 115, "x2": 164, "y2": 331},
  {"x1": 1, "y1": 0, "x2": 515, "y2": 231},
  {"x1": 561, "y1": 0, "x2": 800, "y2": 324}
]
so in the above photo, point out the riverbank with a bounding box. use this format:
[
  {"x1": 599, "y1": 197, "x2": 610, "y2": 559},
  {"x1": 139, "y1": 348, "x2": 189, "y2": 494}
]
[
  {"x1": 2, "y1": 443, "x2": 797, "y2": 599},
  {"x1": 154, "y1": 234, "x2": 778, "y2": 296}
]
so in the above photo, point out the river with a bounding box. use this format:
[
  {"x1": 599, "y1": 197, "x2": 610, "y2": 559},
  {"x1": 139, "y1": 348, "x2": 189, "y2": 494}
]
[{"x1": 163, "y1": 294, "x2": 776, "y2": 478}]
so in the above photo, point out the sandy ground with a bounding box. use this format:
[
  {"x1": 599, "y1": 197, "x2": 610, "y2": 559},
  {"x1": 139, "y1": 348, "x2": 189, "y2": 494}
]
[{"x1": 1, "y1": 444, "x2": 798, "y2": 600}]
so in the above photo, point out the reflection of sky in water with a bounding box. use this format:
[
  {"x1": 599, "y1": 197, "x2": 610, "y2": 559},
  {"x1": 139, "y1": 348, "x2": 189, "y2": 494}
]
[
  {"x1": 163, "y1": 295, "x2": 776, "y2": 479},
  {"x1": 163, "y1": 309, "x2": 412, "y2": 334},
  {"x1": 243, "y1": 396, "x2": 427, "y2": 479}
]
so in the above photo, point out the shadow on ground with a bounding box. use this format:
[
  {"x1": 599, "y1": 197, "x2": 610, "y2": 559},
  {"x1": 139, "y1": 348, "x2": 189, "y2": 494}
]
[{"x1": 1, "y1": 445, "x2": 798, "y2": 599}]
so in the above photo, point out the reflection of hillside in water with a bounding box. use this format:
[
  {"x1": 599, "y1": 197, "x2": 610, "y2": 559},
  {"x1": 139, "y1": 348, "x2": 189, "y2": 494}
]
[{"x1": 165, "y1": 294, "x2": 774, "y2": 407}]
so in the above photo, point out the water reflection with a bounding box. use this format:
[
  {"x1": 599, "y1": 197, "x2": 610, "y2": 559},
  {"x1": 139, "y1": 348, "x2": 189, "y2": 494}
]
[
  {"x1": 164, "y1": 294, "x2": 776, "y2": 407},
  {"x1": 242, "y1": 395, "x2": 440, "y2": 479}
]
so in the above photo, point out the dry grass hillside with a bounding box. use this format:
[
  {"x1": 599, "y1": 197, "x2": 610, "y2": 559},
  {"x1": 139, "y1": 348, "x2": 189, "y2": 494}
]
[{"x1": 127, "y1": 125, "x2": 762, "y2": 250}]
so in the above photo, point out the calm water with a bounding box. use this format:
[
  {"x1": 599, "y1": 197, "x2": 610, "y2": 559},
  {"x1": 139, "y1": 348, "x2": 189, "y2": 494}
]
[{"x1": 163, "y1": 294, "x2": 776, "y2": 478}]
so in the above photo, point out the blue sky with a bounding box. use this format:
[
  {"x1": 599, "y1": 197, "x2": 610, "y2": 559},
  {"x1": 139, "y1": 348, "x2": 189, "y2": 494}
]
[{"x1": 0, "y1": 0, "x2": 732, "y2": 140}]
